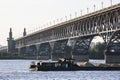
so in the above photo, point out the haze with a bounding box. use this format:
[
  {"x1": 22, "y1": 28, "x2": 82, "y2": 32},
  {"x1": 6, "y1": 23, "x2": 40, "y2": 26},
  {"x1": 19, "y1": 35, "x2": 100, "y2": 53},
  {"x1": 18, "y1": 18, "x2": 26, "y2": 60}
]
[{"x1": 0, "y1": 0, "x2": 120, "y2": 46}]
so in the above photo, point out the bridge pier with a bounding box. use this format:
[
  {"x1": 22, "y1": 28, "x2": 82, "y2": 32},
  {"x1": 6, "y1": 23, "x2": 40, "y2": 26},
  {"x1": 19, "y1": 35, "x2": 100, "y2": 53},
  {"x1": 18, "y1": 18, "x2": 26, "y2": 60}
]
[
  {"x1": 104, "y1": 30, "x2": 120, "y2": 63},
  {"x1": 52, "y1": 39, "x2": 71, "y2": 61},
  {"x1": 105, "y1": 54, "x2": 120, "y2": 63},
  {"x1": 72, "y1": 55, "x2": 89, "y2": 62},
  {"x1": 27, "y1": 45, "x2": 37, "y2": 56},
  {"x1": 14, "y1": 4, "x2": 120, "y2": 63},
  {"x1": 72, "y1": 36, "x2": 93, "y2": 61},
  {"x1": 20, "y1": 47, "x2": 27, "y2": 54},
  {"x1": 49, "y1": 41, "x2": 55, "y2": 60},
  {"x1": 38, "y1": 43, "x2": 51, "y2": 60}
]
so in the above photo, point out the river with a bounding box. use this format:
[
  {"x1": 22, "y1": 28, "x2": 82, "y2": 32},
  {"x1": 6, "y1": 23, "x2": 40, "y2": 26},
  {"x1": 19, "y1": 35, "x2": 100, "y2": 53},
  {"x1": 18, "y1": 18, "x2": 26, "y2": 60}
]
[{"x1": 0, "y1": 60, "x2": 119, "y2": 80}]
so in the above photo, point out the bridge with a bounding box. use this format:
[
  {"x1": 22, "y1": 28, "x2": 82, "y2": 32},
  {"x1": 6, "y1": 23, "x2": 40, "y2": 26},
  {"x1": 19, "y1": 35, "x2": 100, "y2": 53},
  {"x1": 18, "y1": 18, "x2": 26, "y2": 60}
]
[{"x1": 12, "y1": 3, "x2": 120, "y2": 63}]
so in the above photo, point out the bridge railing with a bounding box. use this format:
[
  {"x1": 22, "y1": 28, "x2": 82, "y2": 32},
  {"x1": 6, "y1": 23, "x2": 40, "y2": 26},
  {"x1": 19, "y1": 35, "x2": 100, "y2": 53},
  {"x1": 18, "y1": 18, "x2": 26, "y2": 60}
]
[{"x1": 15, "y1": 4, "x2": 120, "y2": 48}]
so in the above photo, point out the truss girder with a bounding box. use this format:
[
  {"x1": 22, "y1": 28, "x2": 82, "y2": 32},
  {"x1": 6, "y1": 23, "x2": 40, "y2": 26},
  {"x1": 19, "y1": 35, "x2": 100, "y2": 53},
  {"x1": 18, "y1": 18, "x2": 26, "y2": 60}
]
[
  {"x1": 53, "y1": 40, "x2": 68, "y2": 54},
  {"x1": 73, "y1": 36, "x2": 94, "y2": 55},
  {"x1": 105, "y1": 30, "x2": 120, "y2": 54},
  {"x1": 27, "y1": 45, "x2": 37, "y2": 55},
  {"x1": 39, "y1": 43, "x2": 51, "y2": 55},
  {"x1": 20, "y1": 47, "x2": 26, "y2": 54},
  {"x1": 15, "y1": 5, "x2": 120, "y2": 53}
]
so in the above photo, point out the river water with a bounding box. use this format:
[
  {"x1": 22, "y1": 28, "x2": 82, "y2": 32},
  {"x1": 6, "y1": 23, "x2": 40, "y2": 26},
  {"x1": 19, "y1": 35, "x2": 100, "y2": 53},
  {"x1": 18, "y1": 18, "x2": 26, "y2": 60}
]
[{"x1": 0, "y1": 60, "x2": 120, "y2": 80}]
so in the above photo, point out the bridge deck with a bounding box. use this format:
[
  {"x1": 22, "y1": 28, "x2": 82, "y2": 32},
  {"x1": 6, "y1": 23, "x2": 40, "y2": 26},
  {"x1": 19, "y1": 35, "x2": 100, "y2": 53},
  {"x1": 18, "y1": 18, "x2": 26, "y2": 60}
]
[{"x1": 15, "y1": 3, "x2": 120, "y2": 40}]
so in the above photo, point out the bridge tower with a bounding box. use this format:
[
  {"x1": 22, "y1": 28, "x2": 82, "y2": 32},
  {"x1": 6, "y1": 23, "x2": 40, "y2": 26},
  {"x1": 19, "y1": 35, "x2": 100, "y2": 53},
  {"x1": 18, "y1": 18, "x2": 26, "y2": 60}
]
[{"x1": 7, "y1": 28, "x2": 15, "y2": 53}]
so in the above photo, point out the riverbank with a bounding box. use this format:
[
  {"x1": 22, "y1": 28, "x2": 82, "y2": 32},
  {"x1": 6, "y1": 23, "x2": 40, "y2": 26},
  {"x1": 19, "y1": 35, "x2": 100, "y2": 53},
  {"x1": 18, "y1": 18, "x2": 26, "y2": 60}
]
[
  {"x1": 0, "y1": 52, "x2": 36, "y2": 59},
  {"x1": 78, "y1": 61, "x2": 120, "y2": 69}
]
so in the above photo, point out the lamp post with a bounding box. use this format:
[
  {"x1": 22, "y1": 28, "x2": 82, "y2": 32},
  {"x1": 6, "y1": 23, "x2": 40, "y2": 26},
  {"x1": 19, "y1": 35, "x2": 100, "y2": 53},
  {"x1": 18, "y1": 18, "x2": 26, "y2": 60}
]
[
  {"x1": 53, "y1": 20, "x2": 55, "y2": 25},
  {"x1": 61, "y1": 17, "x2": 63, "y2": 22},
  {"x1": 75, "y1": 12, "x2": 77, "y2": 17},
  {"x1": 70, "y1": 14, "x2": 72, "y2": 19},
  {"x1": 65, "y1": 16, "x2": 67, "y2": 21},
  {"x1": 111, "y1": 0, "x2": 112, "y2": 6},
  {"x1": 94, "y1": 4, "x2": 95, "y2": 11},
  {"x1": 87, "y1": 8, "x2": 89, "y2": 13},
  {"x1": 81, "y1": 9, "x2": 82, "y2": 16},
  {"x1": 101, "y1": 2, "x2": 103, "y2": 9}
]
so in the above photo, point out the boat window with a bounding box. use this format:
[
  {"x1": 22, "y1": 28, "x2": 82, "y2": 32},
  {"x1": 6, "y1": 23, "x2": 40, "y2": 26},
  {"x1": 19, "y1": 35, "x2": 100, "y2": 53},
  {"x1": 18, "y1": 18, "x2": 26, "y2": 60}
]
[
  {"x1": 55, "y1": 63, "x2": 61, "y2": 67},
  {"x1": 55, "y1": 63, "x2": 58, "y2": 67},
  {"x1": 62, "y1": 63, "x2": 66, "y2": 67},
  {"x1": 58, "y1": 63, "x2": 61, "y2": 66},
  {"x1": 66, "y1": 64, "x2": 68, "y2": 68},
  {"x1": 46, "y1": 63, "x2": 52, "y2": 67}
]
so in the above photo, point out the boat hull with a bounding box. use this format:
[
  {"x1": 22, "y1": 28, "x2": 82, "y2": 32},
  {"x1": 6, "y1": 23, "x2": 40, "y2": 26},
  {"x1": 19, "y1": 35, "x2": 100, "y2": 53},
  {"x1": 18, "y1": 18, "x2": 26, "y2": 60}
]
[
  {"x1": 29, "y1": 65, "x2": 120, "y2": 71},
  {"x1": 37, "y1": 67, "x2": 120, "y2": 71},
  {"x1": 29, "y1": 58, "x2": 120, "y2": 71}
]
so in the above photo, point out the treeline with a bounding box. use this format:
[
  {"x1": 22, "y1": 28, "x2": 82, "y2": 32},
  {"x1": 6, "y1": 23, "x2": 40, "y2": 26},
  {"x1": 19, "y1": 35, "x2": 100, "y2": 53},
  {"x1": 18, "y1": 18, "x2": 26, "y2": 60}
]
[
  {"x1": 89, "y1": 42, "x2": 105, "y2": 59},
  {"x1": 0, "y1": 52, "x2": 25, "y2": 59},
  {"x1": 0, "y1": 42, "x2": 106, "y2": 59},
  {"x1": 0, "y1": 52, "x2": 37, "y2": 59}
]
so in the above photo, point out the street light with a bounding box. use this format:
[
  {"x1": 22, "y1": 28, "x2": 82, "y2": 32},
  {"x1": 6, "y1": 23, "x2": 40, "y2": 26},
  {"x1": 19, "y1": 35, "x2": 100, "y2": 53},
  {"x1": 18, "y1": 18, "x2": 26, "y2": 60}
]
[
  {"x1": 53, "y1": 20, "x2": 55, "y2": 25},
  {"x1": 111, "y1": 0, "x2": 112, "y2": 6},
  {"x1": 87, "y1": 8, "x2": 89, "y2": 13},
  {"x1": 50, "y1": 21, "x2": 51, "y2": 26},
  {"x1": 80, "y1": 9, "x2": 82, "y2": 16},
  {"x1": 75, "y1": 12, "x2": 77, "y2": 17},
  {"x1": 57, "y1": 19, "x2": 59, "y2": 23},
  {"x1": 61, "y1": 17, "x2": 63, "y2": 22},
  {"x1": 65, "y1": 16, "x2": 67, "y2": 21},
  {"x1": 94, "y1": 4, "x2": 96, "y2": 11},
  {"x1": 101, "y1": 2, "x2": 103, "y2": 9},
  {"x1": 70, "y1": 14, "x2": 72, "y2": 19}
]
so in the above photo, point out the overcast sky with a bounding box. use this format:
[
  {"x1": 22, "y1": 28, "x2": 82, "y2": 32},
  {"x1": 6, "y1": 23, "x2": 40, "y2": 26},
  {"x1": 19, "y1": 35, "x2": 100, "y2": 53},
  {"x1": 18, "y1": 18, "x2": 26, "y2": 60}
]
[{"x1": 0, "y1": 0, "x2": 120, "y2": 46}]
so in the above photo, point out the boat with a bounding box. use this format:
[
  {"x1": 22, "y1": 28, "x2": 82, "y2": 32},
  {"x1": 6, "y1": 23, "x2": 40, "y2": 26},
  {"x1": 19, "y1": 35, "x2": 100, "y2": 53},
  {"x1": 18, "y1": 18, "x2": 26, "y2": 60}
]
[
  {"x1": 29, "y1": 58, "x2": 120, "y2": 71},
  {"x1": 29, "y1": 58, "x2": 81, "y2": 71},
  {"x1": 29, "y1": 61, "x2": 38, "y2": 71}
]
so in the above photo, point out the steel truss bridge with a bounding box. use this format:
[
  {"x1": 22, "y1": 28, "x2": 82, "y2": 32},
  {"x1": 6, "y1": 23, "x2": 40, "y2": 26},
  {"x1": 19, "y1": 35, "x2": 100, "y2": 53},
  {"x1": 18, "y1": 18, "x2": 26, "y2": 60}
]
[{"x1": 15, "y1": 3, "x2": 120, "y2": 63}]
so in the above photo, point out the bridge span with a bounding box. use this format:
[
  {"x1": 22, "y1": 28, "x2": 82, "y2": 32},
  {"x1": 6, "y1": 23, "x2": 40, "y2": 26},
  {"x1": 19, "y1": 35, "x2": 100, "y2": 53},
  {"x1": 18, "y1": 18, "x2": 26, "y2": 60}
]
[{"x1": 13, "y1": 3, "x2": 120, "y2": 63}]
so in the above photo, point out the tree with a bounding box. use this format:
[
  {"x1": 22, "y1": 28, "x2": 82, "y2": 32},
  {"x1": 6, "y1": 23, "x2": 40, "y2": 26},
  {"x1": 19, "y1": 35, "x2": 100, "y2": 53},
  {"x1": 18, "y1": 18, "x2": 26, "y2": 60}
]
[{"x1": 89, "y1": 42, "x2": 105, "y2": 59}]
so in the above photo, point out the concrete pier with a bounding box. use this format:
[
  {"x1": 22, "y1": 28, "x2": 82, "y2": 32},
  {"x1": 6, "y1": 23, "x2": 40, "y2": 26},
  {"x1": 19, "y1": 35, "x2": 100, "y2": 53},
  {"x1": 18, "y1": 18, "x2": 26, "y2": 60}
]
[
  {"x1": 105, "y1": 54, "x2": 120, "y2": 63},
  {"x1": 72, "y1": 54, "x2": 89, "y2": 62}
]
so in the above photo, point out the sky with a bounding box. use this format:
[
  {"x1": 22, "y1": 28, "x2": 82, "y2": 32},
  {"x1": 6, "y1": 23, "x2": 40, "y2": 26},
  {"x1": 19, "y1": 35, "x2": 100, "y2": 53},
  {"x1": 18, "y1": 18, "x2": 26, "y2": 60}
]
[{"x1": 0, "y1": 0, "x2": 120, "y2": 46}]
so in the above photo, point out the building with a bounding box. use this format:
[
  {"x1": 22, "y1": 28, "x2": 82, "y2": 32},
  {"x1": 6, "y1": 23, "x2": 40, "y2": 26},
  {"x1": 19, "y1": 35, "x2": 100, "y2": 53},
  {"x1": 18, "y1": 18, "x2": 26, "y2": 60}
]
[
  {"x1": 7, "y1": 28, "x2": 16, "y2": 53},
  {"x1": 7, "y1": 28, "x2": 26, "y2": 53}
]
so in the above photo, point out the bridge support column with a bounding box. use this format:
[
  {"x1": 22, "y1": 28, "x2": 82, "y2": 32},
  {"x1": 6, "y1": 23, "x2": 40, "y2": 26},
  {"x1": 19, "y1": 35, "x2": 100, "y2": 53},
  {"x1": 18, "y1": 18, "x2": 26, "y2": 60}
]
[
  {"x1": 36, "y1": 44, "x2": 39, "y2": 60},
  {"x1": 67, "y1": 38, "x2": 77, "y2": 58},
  {"x1": 19, "y1": 47, "x2": 27, "y2": 54},
  {"x1": 49, "y1": 42, "x2": 55, "y2": 60},
  {"x1": 17, "y1": 48, "x2": 21, "y2": 54},
  {"x1": 73, "y1": 36, "x2": 93, "y2": 62},
  {"x1": 51, "y1": 39, "x2": 70, "y2": 61},
  {"x1": 38, "y1": 43, "x2": 51, "y2": 60},
  {"x1": 26, "y1": 45, "x2": 37, "y2": 59},
  {"x1": 105, "y1": 54, "x2": 120, "y2": 63},
  {"x1": 105, "y1": 30, "x2": 120, "y2": 63}
]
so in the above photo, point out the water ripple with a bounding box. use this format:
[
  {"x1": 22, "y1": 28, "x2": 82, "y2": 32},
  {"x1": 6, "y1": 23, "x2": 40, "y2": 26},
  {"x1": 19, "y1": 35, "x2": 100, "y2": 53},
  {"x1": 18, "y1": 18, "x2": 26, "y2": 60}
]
[{"x1": 0, "y1": 60, "x2": 120, "y2": 80}]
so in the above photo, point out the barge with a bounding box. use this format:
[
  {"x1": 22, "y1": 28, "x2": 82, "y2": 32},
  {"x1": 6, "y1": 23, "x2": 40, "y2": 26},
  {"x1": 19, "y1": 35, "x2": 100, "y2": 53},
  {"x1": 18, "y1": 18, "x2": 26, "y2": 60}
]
[{"x1": 29, "y1": 58, "x2": 120, "y2": 71}]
